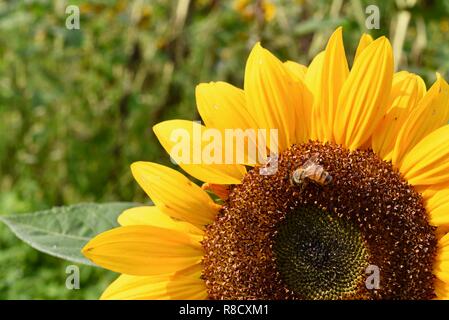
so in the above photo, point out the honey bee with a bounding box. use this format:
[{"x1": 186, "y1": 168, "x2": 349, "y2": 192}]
[{"x1": 291, "y1": 153, "x2": 332, "y2": 191}]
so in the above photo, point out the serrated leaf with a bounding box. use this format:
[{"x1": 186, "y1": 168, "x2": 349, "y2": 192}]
[{"x1": 0, "y1": 202, "x2": 138, "y2": 266}]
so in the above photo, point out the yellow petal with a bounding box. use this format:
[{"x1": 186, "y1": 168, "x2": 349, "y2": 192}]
[
  {"x1": 82, "y1": 225, "x2": 203, "y2": 276},
  {"x1": 284, "y1": 60, "x2": 307, "y2": 81},
  {"x1": 437, "y1": 226, "x2": 449, "y2": 241},
  {"x1": 401, "y1": 125, "x2": 449, "y2": 186},
  {"x1": 334, "y1": 37, "x2": 393, "y2": 150},
  {"x1": 244, "y1": 42, "x2": 310, "y2": 149},
  {"x1": 435, "y1": 279, "x2": 449, "y2": 299},
  {"x1": 294, "y1": 81, "x2": 313, "y2": 144},
  {"x1": 131, "y1": 162, "x2": 219, "y2": 227},
  {"x1": 153, "y1": 120, "x2": 246, "y2": 184},
  {"x1": 392, "y1": 74, "x2": 449, "y2": 166},
  {"x1": 101, "y1": 264, "x2": 207, "y2": 300},
  {"x1": 304, "y1": 51, "x2": 325, "y2": 97},
  {"x1": 430, "y1": 206, "x2": 449, "y2": 227},
  {"x1": 101, "y1": 274, "x2": 208, "y2": 300},
  {"x1": 315, "y1": 27, "x2": 349, "y2": 142},
  {"x1": 196, "y1": 82, "x2": 262, "y2": 165},
  {"x1": 195, "y1": 81, "x2": 258, "y2": 130},
  {"x1": 426, "y1": 189, "x2": 449, "y2": 227},
  {"x1": 436, "y1": 233, "x2": 449, "y2": 286},
  {"x1": 118, "y1": 206, "x2": 203, "y2": 236},
  {"x1": 437, "y1": 246, "x2": 449, "y2": 262},
  {"x1": 427, "y1": 189, "x2": 449, "y2": 213},
  {"x1": 371, "y1": 72, "x2": 425, "y2": 160},
  {"x1": 440, "y1": 232, "x2": 449, "y2": 246},
  {"x1": 435, "y1": 270, "x2": 449, "y2": 284},
  {"x1": 420, "y1": 182, "x2": 449, "y2": 203},
  {"x1": 304, "y1": 51, "x2": 325, "y2": 141},
  {"x1": 354, "y1": 33, "x2": 373, "y2": 61}
]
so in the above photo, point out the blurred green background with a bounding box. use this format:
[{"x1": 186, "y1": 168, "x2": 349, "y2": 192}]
[{"x1": 1, "y1": 0, "x2": 449, "y2": 299}]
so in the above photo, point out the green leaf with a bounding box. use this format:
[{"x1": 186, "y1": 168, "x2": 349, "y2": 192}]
[{"x1": 0, "y1": 202, "x2": 138, "y2": 266}]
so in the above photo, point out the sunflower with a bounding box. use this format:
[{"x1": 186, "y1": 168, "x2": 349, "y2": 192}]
[{"x1": 82, "y1": 27, "x2": 449, "y2": 300}]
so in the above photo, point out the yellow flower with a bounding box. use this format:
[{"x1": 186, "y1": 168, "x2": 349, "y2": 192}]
[
  {"x1": 440, "y1": 19, "x2": 449, "y2": 33},
  {"x1": 233, "y1": 0, "x2": 276, "y2": 22},
  {"x1": 83, "y1": 28, "x2": 449, "y2": 300}
]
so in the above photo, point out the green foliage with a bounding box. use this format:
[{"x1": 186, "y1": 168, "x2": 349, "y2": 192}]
[
  {"x1": 0, "y1": 222, "x2": 117, "y2": 299},
  {"x1": 1, "y1": 0, "x2": 449, "y2": 299},
  {"x1": 0, "y1": 202, "x2": 138, "y2": 265}
]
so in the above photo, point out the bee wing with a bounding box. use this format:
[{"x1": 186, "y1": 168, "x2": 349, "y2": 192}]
[
  {"x1": 301, "y1": 164, "x2": 317, "y2": 177},
  {"x1": 309, "y1": 153, "x2": 319, "y2": 162},
  {"x1": 301, "y1": 153, "x2": 319, "y2": 169}
]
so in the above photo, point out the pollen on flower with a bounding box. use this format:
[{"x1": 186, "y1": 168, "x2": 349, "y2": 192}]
[{"x1": 201, "y1": 141, "x2": 437, "y2": 300}]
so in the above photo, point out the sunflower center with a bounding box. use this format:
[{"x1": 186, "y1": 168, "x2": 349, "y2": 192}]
[
  {"x1": 274, "y1": 205, "x2": 368, "y2": 299},
  {"x1": 202, "y1": 141, "x2": 437, "y2": 300}
]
